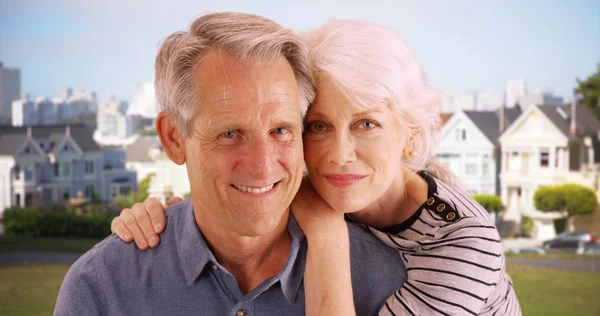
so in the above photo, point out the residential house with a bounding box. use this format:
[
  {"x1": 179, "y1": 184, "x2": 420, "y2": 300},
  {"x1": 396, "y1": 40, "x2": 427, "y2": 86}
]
[
  {"x1": 499, "y1": 103, "x2": 600, "y2": 240},
  {"x1": 436, "y1": 107, "x2": 522, "y2": 195},
  {"x1": 148, "y1": 152, "x2": 189, "y2": 204},
  {"x1": 0, "y1": 124, "x2": 137, "y2": 215},
  {"x1": 125, "y1": 136, "x2": 162, "y2": 181}
]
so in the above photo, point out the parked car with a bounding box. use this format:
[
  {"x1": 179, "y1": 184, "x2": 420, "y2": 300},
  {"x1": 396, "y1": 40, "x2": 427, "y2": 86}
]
[{"x1": 542, "y1": 231, "x2": 596, "y2": 250}]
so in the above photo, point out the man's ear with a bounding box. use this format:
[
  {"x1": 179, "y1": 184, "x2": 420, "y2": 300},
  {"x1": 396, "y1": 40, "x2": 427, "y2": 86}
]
[{"x1": 156, "y1": 111, "x2": 186, "y2": 165}]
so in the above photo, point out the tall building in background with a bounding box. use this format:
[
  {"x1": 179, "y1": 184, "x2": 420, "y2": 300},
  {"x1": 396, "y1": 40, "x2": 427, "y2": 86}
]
[
  {"x1": 441, "y1": 91, "x2": 477, "y2": 112},
  {"x1": 506, "y1": 79, "x2": 527, "y2": 108},
  {"x1": 35, "y1": 96, "x2": 58, "y2": 125},
  {"x1": 11, "y1": 97, "x2": 36, "y2": 126},
  {"x1": 0, "y1": 62, "x2": 22, "y2": 124},
  {"x1": 96, "y1": 95, "x2": 135, "y2": 139},
  {"x1": 67, "y1": 89, "x2": 98, "y2": 117},
  {"x1": 477, "y1": 88, "x2": 505, "y2": 111},
  {"x1": 129, "y1": 82, "x2": 159, "y2": 119},
  {"x1": 518, "y1": 90, "x2": 563, "y2": 109}
]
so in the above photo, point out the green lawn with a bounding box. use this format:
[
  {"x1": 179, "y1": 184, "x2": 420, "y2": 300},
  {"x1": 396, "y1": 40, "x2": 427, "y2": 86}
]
[
  {"x1": 0, "y1": 263, "x2": 598, "y2": 316},
  {"x1": 507, "y1": 265, "x2": 600, "y2": 315},
  {"x1": 0, "y1": 264, "x2": 70, "y2": 316},
  {"x1": 0, "y1": 235, "x2": 102, "y2": 253}
]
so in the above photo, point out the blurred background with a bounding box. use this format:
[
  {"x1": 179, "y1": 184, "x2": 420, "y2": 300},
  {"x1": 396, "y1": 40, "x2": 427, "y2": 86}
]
[{"x1": 0, "y1": 0, "x2": 599, "y2": 315}]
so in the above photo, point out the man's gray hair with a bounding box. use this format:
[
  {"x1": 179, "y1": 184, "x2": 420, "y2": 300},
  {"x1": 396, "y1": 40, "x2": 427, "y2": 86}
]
[{"x1": 155, "y1": 12, "x2": 315, "y2": 136}]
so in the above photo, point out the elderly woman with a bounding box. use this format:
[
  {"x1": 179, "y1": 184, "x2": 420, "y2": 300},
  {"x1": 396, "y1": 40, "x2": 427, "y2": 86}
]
[{"x1": 112, "y1": 19, "x2": 520, "y2": 315}]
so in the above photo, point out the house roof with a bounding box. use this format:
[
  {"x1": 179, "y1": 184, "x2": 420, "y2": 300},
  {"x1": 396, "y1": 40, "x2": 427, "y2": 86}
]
[
  {"x1": 125, "y1": 136, "x2": 162, "y2": 162},
  {"x1": 0, "y1": 123, "x2": 101, "y2": 156},
  {"x1": 464, "y1": 107, "x2": 522, "y2": 145},
  {"x1": 538, "y1": 104, "x2": 600, "y2": 140},
  {"x1": 440, "y1": 113, "x2": 454, "y2": 127},
  {"x1": 0, "y1": 133, "x2": 27, "y2": 155}
]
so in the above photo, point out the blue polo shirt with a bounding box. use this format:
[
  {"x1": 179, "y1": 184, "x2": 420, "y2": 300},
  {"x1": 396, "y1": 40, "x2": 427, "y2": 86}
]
[{"x1": 55, "y1": 198, "x2": 405, "y2": 315}]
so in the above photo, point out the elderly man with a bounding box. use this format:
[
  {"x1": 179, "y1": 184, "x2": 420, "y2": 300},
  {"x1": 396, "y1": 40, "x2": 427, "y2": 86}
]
[{"x1": 55, "y1": 12, "x2": 405, "y2": 316}]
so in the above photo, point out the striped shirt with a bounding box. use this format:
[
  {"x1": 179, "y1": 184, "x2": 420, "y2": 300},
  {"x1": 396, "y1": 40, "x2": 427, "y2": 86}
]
[{"x1": 357, "y1": 172, "x2": 521, "y2": 316}]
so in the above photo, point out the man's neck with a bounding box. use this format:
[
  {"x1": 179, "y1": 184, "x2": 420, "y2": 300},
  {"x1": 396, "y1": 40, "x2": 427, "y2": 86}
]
[{"x1": 193, "y1": 209, "x2": 293, "y2": 295}]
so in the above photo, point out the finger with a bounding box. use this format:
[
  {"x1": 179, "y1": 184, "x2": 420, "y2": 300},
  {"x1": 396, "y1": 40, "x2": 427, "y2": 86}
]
[
  {"x1": 144, "y1": 198, "x2": 167, "y2": 234},
  {"x1": 111, "y1": 216, "x2": 133, "y2": 242},
  {"x1": 120, "y1": 208, "x2": 150, "y2": 250},
  {"x1": 131, "y1": 202, "x2": 160, "y2": 248},
  {"x1": 168, "y1": 196, "x2": 184, "y2": 206}
]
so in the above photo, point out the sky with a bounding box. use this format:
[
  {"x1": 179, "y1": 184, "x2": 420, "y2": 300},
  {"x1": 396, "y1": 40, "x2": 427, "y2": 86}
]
[{"x1": 0, "y1": 0, "x2": 599, "y2": 103}]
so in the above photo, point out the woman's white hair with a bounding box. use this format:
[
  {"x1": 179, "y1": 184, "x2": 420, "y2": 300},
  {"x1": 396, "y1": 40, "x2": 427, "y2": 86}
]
[
  {"x1": 155, "y1": 12, "x2": 315, "y2": 136},
  {"x1": 303, "y1": 19, "x2": 459, "y2": 185}
]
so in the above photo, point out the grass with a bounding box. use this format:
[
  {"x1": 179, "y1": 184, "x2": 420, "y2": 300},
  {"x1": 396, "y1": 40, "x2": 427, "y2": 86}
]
[
  {"x1": 506, "y1": 251, "x2": 600, "y2": 261},
  {"x1": 0, "y1": 263, "x2": 598, "y2": 316},
  {"x1": 507, "y1": 265, "x2": 600, "y2": 315},
  {"x1": 0, "y1": 235, "x2": 102, "y2": 253},
  {"x1": 0, "y1": 264, "x2": 70, "y2": 316}
]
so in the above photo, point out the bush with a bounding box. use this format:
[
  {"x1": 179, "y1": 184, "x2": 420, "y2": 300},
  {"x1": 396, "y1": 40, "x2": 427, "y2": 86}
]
[
  {"x1": 553, "y1": 218, "x2": 567, "y2": 234},
  {"x1": 3, "y1": 206, "x2": 114, "y2": 238},
  {"x1": 473, "y1": 194, "x2": 504, "y2": 212},
  {"x1": 521, "y1": 215, "x2": 534, "y2": 237}
]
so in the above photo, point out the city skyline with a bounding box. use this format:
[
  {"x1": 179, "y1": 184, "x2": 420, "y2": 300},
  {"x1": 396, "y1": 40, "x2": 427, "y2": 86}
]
[{"x1": 1, "y1": 0, "x2": 599, "y2": 103}]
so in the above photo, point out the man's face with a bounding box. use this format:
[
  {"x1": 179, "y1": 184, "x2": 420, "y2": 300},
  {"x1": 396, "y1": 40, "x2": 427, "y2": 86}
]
[{"x1": 185, "y1": 49, "x2": 304, "y2": 237}]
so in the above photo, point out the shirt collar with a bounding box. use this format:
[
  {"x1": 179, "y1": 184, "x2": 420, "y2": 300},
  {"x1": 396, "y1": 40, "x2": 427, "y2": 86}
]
[
  {"x1": 176, "y1": 197, "x2": 214, "y2": 286},
  {"x1": 175, "y1": 197, "x2": 306, "y2": 303}
]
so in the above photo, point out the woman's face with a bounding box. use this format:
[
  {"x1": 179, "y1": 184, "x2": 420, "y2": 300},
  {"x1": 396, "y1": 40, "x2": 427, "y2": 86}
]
[{"x1": 303, "y1": 78, "x2": 409, "y2": 213}]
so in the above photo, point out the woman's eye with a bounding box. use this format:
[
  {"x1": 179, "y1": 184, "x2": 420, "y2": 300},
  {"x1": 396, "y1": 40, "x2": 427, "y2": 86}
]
[
  {"x1": 361, "y1": 121, "x2": 377, "y2": 129},
  {"x1": 308, "y1": 122, "x2": 325, "y2": 132}
]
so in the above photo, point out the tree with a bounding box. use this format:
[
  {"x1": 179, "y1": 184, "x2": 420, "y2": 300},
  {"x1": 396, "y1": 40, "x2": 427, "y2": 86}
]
[
  {"x1": 112, "y1": 173, "x2": 155, "y2": 208},
  {"x1": 533, "y1": 183, "x2": 598, "y2": 232},
  {"x1": 576, "y1": 64, "x2": 600, "y2": 120},
  {"x1": 473, "y1": 194, "x2": 504, "y2": 212}
]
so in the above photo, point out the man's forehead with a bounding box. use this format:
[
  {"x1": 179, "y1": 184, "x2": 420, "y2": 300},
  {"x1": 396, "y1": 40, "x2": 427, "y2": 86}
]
[{"x1": 193, "y1": 50, "x2": 299, "y2": 107}]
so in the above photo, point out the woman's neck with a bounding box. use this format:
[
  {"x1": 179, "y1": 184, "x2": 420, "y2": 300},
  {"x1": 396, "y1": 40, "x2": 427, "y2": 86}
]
[{"x1": 350, "y1": 168, "x2": 429, "y2": 228}]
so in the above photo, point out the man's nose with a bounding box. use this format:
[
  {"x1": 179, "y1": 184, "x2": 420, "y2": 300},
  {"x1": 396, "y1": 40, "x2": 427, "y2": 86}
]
[{"x1": 246, "y1": 135, "x2": 275, "y2": 177}]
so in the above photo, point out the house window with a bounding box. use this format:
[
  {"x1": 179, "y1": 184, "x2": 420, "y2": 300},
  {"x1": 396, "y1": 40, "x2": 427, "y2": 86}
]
[
  {"x1": 465, "y1": 163, "x2": 478, "y2": 175},
  {"x1": 54, "y1": 163, "x2": 60, "y2": 177},
  {"x1": 482, "y1": 160, "x2": 489, "y2": 176},
  {"x1": 85, "y1": 185, "x2": 95, "y2": 198},
  {"x1": 62, "y1": 162, "x2": 70, "y2": 177},
  {"x1": 63, "y1": 145, "x2": 69, "y2": 152},
  {"x1": 112, "y1": 186, "x2": 118, "y2": 198},
  {"x1": 24, "y1": 166, "x2": 33, "y2": 181},
  {"x1": 25, "y1": 147, "x2": 30, "y2": 154},
  {"x1": 15, "y1": 193, "x2": 21, "y2": 206},
  {"x1": 455, "y1": 129, "x2": 467, "y2": 141},
  {"x1": 120, "y1": 186, "x2": 131, "y2": 195},
  {"x1": 540, "y1": 148, "x2": 549, "y2": 168},
  {"x1": 85, "y1": 161, "x2": 95, "y2": 175},
  {"x1": 63, "y1": 187, "x2": 70, "y2": 200},
  {"x1": 14, "y1": 165, "x2": 20, "y2": 180}
]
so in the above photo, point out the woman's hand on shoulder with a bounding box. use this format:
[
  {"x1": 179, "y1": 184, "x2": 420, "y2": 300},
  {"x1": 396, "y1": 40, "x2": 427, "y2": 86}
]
[{"x1": 110, "y1": 196, "x2": 183, "y2": 249}]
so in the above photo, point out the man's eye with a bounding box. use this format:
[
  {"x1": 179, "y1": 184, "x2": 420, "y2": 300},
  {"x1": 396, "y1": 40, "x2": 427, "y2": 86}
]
[
  {"x1": 273, "y1": 127, "x2": 287, "y2": 135},
  {"x1": 222, "y1": 131, "x2": 235, "y2": 138}
]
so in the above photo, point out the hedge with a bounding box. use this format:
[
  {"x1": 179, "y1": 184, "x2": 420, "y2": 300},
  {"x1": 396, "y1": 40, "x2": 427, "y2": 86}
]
[{"x1": 3, "y1": 206, "x2": 115, "y2": 238}]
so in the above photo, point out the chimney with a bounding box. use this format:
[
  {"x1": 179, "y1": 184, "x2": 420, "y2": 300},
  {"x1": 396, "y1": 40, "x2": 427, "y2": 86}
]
[
  {"x1": 570, "y1": 91, "x2": 580, "y2": 135},
  {"x1": 498, "y1": 104, "x2": 506, "y2": 133},
  {"x1": 65, "y1": 125, "x2": 71, "y2": 136},
  {"x1": 27, "y1": 126, "x2": 32, "y2": 137}
]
